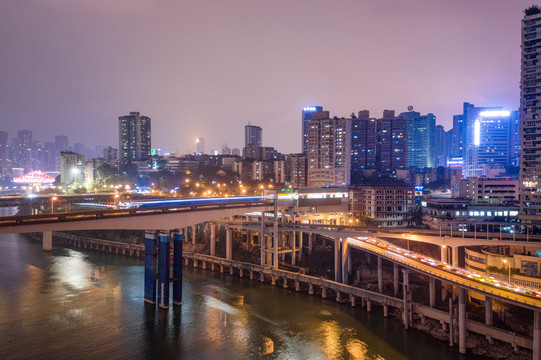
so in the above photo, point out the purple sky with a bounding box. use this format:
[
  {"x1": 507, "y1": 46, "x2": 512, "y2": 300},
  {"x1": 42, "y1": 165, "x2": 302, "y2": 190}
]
[{"x1": 0, "y1": 0, "x2": 535, "y2": 154}]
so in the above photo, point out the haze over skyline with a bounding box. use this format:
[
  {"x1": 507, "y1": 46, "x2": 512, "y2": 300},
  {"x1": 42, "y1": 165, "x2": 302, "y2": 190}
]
[{"x1": 0, "y1": 0, "x2": 534, "y2": 154}]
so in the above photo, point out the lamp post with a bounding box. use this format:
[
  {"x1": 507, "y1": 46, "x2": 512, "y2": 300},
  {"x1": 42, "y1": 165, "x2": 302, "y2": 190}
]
[
  {"x1": 503, "y1": 259, "x2": 511, "y2": 284},
  {"x1": 71, "y1": 168, "x2": 80, "y2": 185},
  {"x1": 51, "y1": 196, "x2": 57, "y2": 214}
]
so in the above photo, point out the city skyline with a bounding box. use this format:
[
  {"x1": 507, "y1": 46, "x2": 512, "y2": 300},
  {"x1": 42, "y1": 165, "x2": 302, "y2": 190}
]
[{"x1": 0, "y1": 1, "x2": 535, "y2": 153}]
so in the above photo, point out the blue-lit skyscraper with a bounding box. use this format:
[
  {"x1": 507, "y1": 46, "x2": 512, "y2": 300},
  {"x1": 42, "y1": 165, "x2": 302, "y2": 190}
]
[
  {"x1": 464, "y1": 109, "x2": 512, "y2": 177},
  {"x1": 399, "y1": 110, "x2": 436, "y2": 168},
  {"x1": 302, "y1": 106, "x2": 323, "y2": 155}
]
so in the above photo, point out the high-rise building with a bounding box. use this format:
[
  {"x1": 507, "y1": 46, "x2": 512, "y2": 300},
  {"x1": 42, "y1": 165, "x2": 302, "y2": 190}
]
[
  {"x1": 510, "y1": 110, "x2": 521, "y2": 168},
  {"x1": 119, "y1": 112, "x2": 151, "y2": 165},
  {"x1": 16, "y1": 129, "x2": 32, "y2": 171},
  {"x1": 245, "y1": 125, "x2": 262, "y2": 147},
  {"x1": 195, "y1": 137, "x2": 205, "y2": 154},
  {"x1": 55, "y1": 135, "x2": 69, "y2": 171},
  {"x1": 0, "y1": 130, "x2": 8, "y2": 175},
  {"x1": 399, "y1": 110, "x2": 436, "y2": 168},
  {"x1": 350, "y1": 110, "x2": 377, "y2": 183},
  {"x1": 376, "y1": 110, "x2": 408, "y2": 173},
  {"x1": 520, "y1": 7, "x2": 541, "y2": 223},
  {"x1": 302, "y1": 106, "x2": 323, "y2": 155},
  {"x1": 307, "y1": 111, "x2": 351, "y2": 187},
  {"x1": 60, "y1": 151, "x2": 86, "y2": 184},
  {"x1": 464, "y1": 109, "x2": 512, "y2": 177}
]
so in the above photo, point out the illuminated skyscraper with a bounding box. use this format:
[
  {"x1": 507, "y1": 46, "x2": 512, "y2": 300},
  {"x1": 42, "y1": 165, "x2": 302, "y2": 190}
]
[
  {"x1": 520, "y1": 7, "x2": 541, "y2": 223},
  {"x1": 399, "y1": 110, "x2": 436, "y2": 168},
  {"x1": 245, "y1": 125, "x2": 262, "y2": 147},
  {"x1": 118, "y1": 112, "x2": 151, "y2": 165},
  {"x1": 302, "y1": 106, "x2": 323, "y2": 155},
  {"x1": 376, "y1": 110, "x2": 407, "y2": 173},
  {"x1": 196, "y1": 137, "x2": 205, "y2": 154},
  {"x1": 307, "y1": 111, "x2": 351, "y2": 187}
]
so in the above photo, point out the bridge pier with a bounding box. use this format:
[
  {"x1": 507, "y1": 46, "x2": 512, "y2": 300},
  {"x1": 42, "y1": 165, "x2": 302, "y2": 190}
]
[
  {"x1": 158, "y1": 232, "x2": 170, "y2": 309},
  {"x1": 308, "y1": 233, "x2": 313, "y2": 255},
  {"x1": 402, "y1": 269, "x2": 410, "y2": 330},
  {"x1": 210, "y1": 224, "x2": 216, "y2": 256},
  {"x1": 298, "y1": 232, "x2": 303, "y2": 262},
  {"x1": 226, "y1": 226, "x2": 232, "y2": 260},
  {"x1": 485, "y1": 297, "x2": 492, "y2": 326},
  {"x1": 458, "y1": 287, "x2": 466, "y2": 354},
  {"x1": 441, "y1": 245, "x2": 447, "y2": 263},
  {"x1": 43, "y1": 231, "x2": 52, "y2": 251},
  {"x1": 377, "y1": 256, "x2": 383, "y2": 293},
  {"x1": 192, "y1": 225, "x2": 196, "y2": 245},
  {"x1": 452, "y1": 246, "x2": 459, "y2": 267},
  {"x1": 273, "y1": 202, "x2": 279, "y2": 269},
  {"x1": 449, "y1": 297, "x2": 454, "y2": 347},
  {"x1": 291, "y1": 231, "x2": 296, "y2": 266},
  {"x1": 341, "y1": 238, "x2": 349, "y2": 284},
  {"x1": 334, "y1": 238, "x2": 341, "y2": 283},
  {"x1": 429, "y1": 277, "x2": 435, "y2": 308},
  {"x1": 173, "y1": 232, "x2": 183, "y2": 305},
  {"x1": 534, "y1": 311, "x2": 541, "y2": 360},
  {"x1": 144, "y1": 231, "x2": 158, "y2": 304},
  {"x1": 393, "y1": 264, "x2": 399, "y2": 296}
]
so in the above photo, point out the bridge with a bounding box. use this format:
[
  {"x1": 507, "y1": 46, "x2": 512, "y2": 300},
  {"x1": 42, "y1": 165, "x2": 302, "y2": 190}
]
[{"x1": 1, "y1": 195, "x2": 540, "y2": 358}]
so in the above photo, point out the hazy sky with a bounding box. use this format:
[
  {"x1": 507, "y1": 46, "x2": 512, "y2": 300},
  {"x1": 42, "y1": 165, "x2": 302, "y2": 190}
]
[{"x1": 0, "y1": 0, "x2": 536, "y2": 154}]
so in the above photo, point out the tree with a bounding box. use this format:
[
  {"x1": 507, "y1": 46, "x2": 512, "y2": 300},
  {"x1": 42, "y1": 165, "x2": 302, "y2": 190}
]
[{"x1": 525, "y1": 5, "x2": 541, "y2": 16}]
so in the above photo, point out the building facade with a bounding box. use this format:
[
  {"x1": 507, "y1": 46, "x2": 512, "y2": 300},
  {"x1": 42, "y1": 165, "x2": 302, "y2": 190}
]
[
  {"x1": 520, "y1": 8, "x2": 541, "y2": 223},
  {"x1": 119, "y1": 112, "x2": 151, "y2": 165},
  {"x1": 302, "y1": 106, "x2": 323, "y2": 155},
  {"x1": 350, "y1": 110, "x2": 377, "y2": 183},
  {"x1": 400, "y1": 111, "x2": 436, "y2": 168},
  {"x1": 376, "y1": 110, "x2": 408, "y2": 173},
  {"x1": 307, "y1": 111, "x2": 351, "y2": 187},
  {"x1": 350, "y1": 185, "x2": 414, "y2": 227},
  {"x1": 245, "y1": 125, "x2": 262, "y2": 147}
]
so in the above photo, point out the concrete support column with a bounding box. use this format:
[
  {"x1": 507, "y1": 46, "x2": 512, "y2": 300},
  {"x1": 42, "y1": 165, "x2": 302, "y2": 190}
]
[
  {"x1": 485, "y1": 297, "x2": 493, "y2": 326},
  {"x1": 350, "y1": 295, "x2": 356, "y2": 307},
  {"x1": 260, "y1": 211, "x2": 265, "y2": 266},
  {"x1": 449, "y1": 297, "x2": 454, "y2": 347},
  {"x1": 226, "y1": 226, "x2": 232, "y2": 260},
  {"x1": 309, "y1": 284, "x2": 314, "y2": 295},
  {"x1": 341, "y1": 238, "x2": 349, "y2": 284},
  {"x1": 308, "y1": 233, "x2": 313, "y2": 254},
  {"x1": 429, "y1": 277, "x2": 436, "y2": 308},
  {"x1": 291, "y1": 231, "x2": 296, "y2": 266},
  {"x1": 158, "y1": 232, "x2": 170, "y2": 309},
  {"x1": 43, "y1": 231, "x2": 52, "y2": 251},
  {"x1": 458, "y1": 287, "x2": 466, "y2": 354},
  {"x1": 533, "y1": 310, "x2": 541, "y2": 360},
  {"x1": 298, "y1": 232, "x2": 303, "y2": 262},
  {"x1": 393, "y1": 263, "x2": 399, "y2": 296},
  {"x1": 383, "y1": 304, "x2": 389, "y2": 317},
  {"x1": 273, "y1": 202, "x2": 279, "y2": 269},
  {"x1": 442, "y1": 281, "x2": 448, "y2": 301},
  {"x1": 229, "y1": 267, "x2": 234, "y2": 276},
  {"x1": 366, "y1": 300, "x2": 372, "y2": 312},
  {"x1": 144, "y1": 231, "x2": 158, "y2": 304},
  {"x1": 321, "y1": 287, "x2": 327, "y2": 299},
  {"x1": 192, "y1": 225, "x2": 196, "y2": 245},
  {"x1": 377, "y1": 256, "x2": 383, "y2": 293},
  {"x1": 441, "y1": 246, "x2": 447, "y2": 263},
  {"x1": 452, "y1": 246, "x2": 459, "y2": 267},
  {"x1": 295, "y1": 280, "x2": 300, "y2": 292},
  {"x1": 210, "y1": 224, "x2": 216, "y2": 257},
  {"x1": 402, "y1": 269, "x2": 409, "y2": 330},
  {"x1": 334, "y1": 238, "x2": 341, "y2": 283}
]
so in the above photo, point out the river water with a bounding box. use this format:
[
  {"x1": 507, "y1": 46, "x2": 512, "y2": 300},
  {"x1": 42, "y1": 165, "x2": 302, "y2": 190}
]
[{"x1": 0, "y1": 208, "x2": 473, "y2": 359}]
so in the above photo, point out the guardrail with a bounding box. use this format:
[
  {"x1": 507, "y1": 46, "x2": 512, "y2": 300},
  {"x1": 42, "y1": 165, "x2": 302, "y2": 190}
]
[{"x1": 0, "y1": 201, "x2": 272, "y2": 228}]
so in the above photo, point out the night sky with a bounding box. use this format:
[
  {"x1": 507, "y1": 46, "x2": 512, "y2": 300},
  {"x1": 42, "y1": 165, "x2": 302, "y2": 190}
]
[{"x1": 0, "y1": 1, "x2": 536, "y2": 154}]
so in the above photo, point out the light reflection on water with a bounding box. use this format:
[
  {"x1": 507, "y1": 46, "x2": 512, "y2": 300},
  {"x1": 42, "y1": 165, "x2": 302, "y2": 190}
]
[{"x1": 0, "y1": 229, "x2": 474, "y2": 360}]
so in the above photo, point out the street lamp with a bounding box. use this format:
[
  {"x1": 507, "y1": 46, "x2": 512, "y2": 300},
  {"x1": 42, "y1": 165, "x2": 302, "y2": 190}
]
[
  {"x1": 503, "y1": 259, "x2": 511, "y2": 284},
  {"x1": 71, "y1": 168, "x2": 80, "y2": 184},
  {"x1": 51, "y1": 196, "x2": 57, "y2": 214}
]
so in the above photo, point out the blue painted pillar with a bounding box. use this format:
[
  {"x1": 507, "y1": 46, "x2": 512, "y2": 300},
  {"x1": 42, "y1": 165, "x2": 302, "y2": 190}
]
[
  {"x1": 173, "y1": 231, "x2": 183, "y2": 305},
  {"x1": 158, "y1": 231, "x2": 171, "y2": 309},
  {"x1": 144, "y1": 231, "x2": 158, "y2": 304}
]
